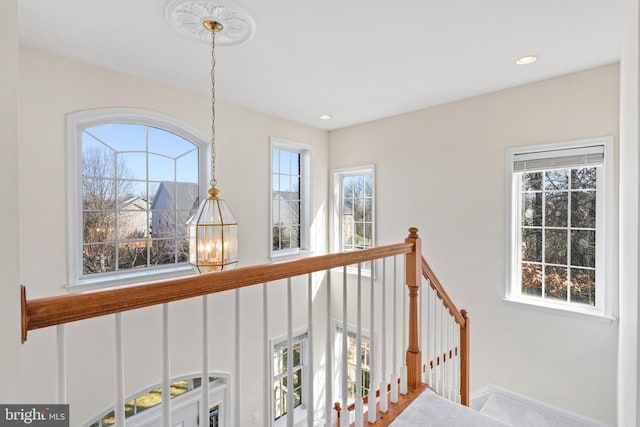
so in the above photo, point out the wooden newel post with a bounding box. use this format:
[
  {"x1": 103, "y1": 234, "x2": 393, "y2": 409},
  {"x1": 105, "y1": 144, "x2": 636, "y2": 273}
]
[
  {"x1": 460, "y1": 309, "x2": 470, "y2": 406},
  {"x1": 405, "y1": 227, "x2": 422, "y2": 392}
]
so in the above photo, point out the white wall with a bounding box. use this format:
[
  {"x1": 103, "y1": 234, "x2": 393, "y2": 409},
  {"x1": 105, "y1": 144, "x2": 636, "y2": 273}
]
[
  {"x1": 618, "y1": 0, "x2": 640, "y2": 424},
  {"x1": 0, "y1": 0, "x2": 22, "y2": 404},
  {"x1": 17, "y1": 45, "x2": 329, "y2": 425},
  {"x1": 329, "y1": 64, "x2": 620, "y2": 425}
]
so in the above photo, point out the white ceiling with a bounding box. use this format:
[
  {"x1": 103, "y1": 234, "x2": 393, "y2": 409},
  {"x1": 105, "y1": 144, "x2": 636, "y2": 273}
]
[{"x1": 19, "y1": 0, "x2": 624, "y2": 131}]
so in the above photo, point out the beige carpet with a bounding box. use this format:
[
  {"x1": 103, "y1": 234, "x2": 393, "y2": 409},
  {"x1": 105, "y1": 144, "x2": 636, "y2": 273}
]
[{"x1": 389, "y1": 389, "x2": 512, "y2": 427}]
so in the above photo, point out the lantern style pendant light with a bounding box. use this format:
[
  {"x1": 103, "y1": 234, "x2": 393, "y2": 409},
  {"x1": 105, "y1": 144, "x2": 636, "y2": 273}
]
[
  {"x1": 186, "y1": 19, "x2": 239, "y2": 273},
  {"x1": 166, "y1": 0, "x2": 255, "y2": 272}
]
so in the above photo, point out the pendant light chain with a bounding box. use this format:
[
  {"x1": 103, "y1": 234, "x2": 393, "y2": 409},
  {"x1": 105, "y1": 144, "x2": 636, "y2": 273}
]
[
  {"x1": 210, "y1": 28, "x2": 217, "y2": 189},
  {"x1": 187, "y1": 17, "x2": 239, "y2": 273}
]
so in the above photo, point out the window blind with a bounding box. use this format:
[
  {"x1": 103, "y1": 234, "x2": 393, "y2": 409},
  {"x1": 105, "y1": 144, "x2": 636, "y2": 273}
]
[{"x1": 513, "y1": 145, "x2": 604, "y2": 172}]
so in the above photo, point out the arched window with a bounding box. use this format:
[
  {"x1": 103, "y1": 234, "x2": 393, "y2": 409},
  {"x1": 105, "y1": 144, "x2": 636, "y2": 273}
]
[
  {"x1": 84, "y1": 374, "x2": 228, "y2": 427},
  {"x1": 67, "y1": 108, "x2": 209, "y2": 287}
]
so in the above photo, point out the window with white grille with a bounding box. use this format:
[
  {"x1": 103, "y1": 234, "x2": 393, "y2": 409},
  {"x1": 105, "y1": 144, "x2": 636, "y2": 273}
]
[
  {"x1": 270, "y1": 138, "x2": 311, "y2": 258},
  {"x1": 332, "y1": 166, "x2": 375, "y2": 253},
  {"x1": 506, "y1": 138, "x2": 614, "y2": 320},
  {"x1": 67, "y1": 108, "x2": 208, "y2": 287},
  {"x1": 272, "y1": 332, "x2": 307, "y2": 425}
]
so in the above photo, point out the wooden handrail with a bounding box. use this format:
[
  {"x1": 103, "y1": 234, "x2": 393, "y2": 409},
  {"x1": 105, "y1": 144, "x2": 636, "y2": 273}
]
[
  {"x1": 21, "y1": 242, "x2": 414, "y2": 343},
  {"x1": 421, "y1": 256, "x2": 466, "y2": 328}
]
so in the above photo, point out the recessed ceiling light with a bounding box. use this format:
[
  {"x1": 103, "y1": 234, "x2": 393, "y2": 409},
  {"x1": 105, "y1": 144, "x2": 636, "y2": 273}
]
[
  {"x1": 516, "y1": 55, "x2": 538, "y2": 65},
  {"x1": 319, "y1": 114, "x2": 332, "y2": 120}
]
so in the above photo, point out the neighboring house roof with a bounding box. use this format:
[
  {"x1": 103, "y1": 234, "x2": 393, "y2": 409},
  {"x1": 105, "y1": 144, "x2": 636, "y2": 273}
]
[
  {"x1": 121, "y1": 196, "x2": 150, "y2": 211},
  {"x1": 151, "y1": 182, "x2": 199, "y2": 239},
  {"x1": 151, "y1": 182, "x2": 199, "y2": 212},
  {"x1": 272, "y1": 191, "x2": 300, "y2": 225}
]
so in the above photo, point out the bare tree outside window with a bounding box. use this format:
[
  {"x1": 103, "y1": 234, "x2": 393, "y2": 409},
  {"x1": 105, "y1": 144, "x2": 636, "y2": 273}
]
[
  {"x1": 341, "y1": 173, "x2": 373, "y2": 251},
  {"x1": 520, "y1": 166, "x2": 597, "y2": 306}
]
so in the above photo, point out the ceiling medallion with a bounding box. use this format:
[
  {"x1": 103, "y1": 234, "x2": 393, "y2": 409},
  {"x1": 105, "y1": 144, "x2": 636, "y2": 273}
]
[{"x1": 165, "y1": 0, "x2": 256, "y2": 46}]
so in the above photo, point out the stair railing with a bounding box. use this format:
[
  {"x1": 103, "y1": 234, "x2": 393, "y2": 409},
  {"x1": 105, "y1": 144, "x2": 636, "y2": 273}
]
[
  {"x1": 333, "y1": 230, "x2": 470, "y2": 426},
  {"x1": 421, "y1": 255, "x2": 470, "y2": 406},
  {"x1": 20, "y1": 228, "x2": 468, "y2": 426}
]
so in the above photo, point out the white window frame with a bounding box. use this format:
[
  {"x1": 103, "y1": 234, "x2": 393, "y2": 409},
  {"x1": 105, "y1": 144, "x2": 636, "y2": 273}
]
[
  {"x1": 331, "y1": 165, "x2": 376, "y2": 275},
  {"x1": 504, "y1": 137, "x2": 615, "y2": 322},
  {"x1": 67, "y1": 107, "x2": 210, "y2": 289},
  {"x1": 269, "y1": 137, "x2": 312, "y2": 259},
  {"x1": 333, "y1": 321, "x2": 372, "y2": 405},
  {"x1": 83, "y1": 373, "x2": 229, "y2": 427},
  {"x1": 270, "y1": 329, "x2": 309, "y2": 427}
]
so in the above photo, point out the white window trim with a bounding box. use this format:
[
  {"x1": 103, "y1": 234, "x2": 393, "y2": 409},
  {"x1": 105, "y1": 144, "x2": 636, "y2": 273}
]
[
  {"x1": 269, "y1": 137, "x2": 312, "y2": 260},
  {"x1": 330, "y1": 165, "x2": 376, "y2": 276},
  {"x1": 270, "y1": 329, "x2": 309, "y2": 427},
  {"x1": 82, "y1": 373, "x2": 230, "y2": 427},
  {"x1": 66, "y1": 107, "x2": 210, "y2": 289},
  {"x1": 504, "y1": 136, "x2": 615, "y2": 322}
]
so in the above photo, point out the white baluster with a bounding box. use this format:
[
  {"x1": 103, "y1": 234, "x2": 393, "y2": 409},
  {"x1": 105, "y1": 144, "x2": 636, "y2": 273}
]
[
  {"x1": 449, "y1": 316, "x2": 455, "y2": 401},
  {"x1": 325, "y1": 271, "x2": 333, "y2": 427},
  {"x1": 443, "y1": 307, "x2": 449, "y2": 400},
  {"x1": 341, "y1": 267, "x2": 349, "y2": 423},
  {"x1": 307, "y1": 274, "x2": 315, "y2": 425},
  {"x1": 234, "y1": 289, "x2": 240, "y2": 425},
  {"x1": 355, "y1": 263, "x2": 363, "y2": 425},
  {"x1": 440, "y1": 301, "x2": 445, "y2": 396},
  {"x1": 201, "y1": 296, "x2": 209, "y2": 427},
  {"x1": 453, "y1": 317, "x2": 458, "y2": 402},
  {"x1": 455, "y1": 321, "x2": 461, "y2": 403},
  {"x1": 115, "y1": 313, "x2": 125, "y2": 426},
  {"x1": 419, "y1": 277, "x2": 425, "y2": 384},
  {"x1": 263, "y1": 284, "x2": 270, "y2": 422},
  {"x1": 447, "y1": 314, "x2": 453, "y2": 400},
  {"x1": 287, "y1": 278, "x2": 294, "y2": 427},
  {"x1": 368, "y1": 260, "x2": 376, "y2": 423},
  {"x1": 379, "y1": 258, "x2": 388, "y2": 413},
  {"x1": 435, "y1": 301, "x2": 442, "y2": 394},
  {"x1": 162, "y1": 304, "x2": 170, "y2": 427},
  {"x1": 56, "y1": 325, "x2": 67, "y2": 404},
  {"x1": 429, "y1": 285, "x2": 436, "y2": 388},
  {"x1": 390, "y1": 256, "x2": 399, "y2": 404},
  {"x1": 451, "y1": 315, "x2": 455, "y2": 401}
]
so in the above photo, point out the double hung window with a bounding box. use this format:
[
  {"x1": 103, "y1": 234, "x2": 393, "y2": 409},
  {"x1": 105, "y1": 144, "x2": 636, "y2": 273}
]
[
  {"x1": 506, "y1": 138, "x2": 613, "y2": 319},
  {"x1": 272, "y1": 332, "x2": 307, "y2": 425},
  {"x1": 331, "y1": 166, "x2": 375, "y2": 274},
  {"x1": 335, "y1": 323, "x2": 371, "y2": 404},
  {"x1": 270, "y1": 138, "x2": 311, "y2": 258}
]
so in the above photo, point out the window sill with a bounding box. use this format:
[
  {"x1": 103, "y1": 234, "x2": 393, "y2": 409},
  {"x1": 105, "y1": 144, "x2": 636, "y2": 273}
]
[
  {"x1": 69, "y1": 264, "x2": 195, "y2": 290},
  {"x1": 270, "y1": 249, "x2": 314, "y2": 262},
  {"x1": 503, "y1": 297, "x2": 615, "y2": 324},
  {"x1": 331, "y1": 265, "x2": 373, "y2": 278}
]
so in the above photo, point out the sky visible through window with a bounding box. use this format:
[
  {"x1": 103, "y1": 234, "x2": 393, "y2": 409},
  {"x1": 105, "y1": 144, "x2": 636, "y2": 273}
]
[{"x1": 84, "y1": 124, "x2": 198, "y2": 183}]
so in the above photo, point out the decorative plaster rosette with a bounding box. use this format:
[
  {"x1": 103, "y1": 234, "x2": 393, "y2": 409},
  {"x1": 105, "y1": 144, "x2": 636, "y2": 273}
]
[{"x1": 165, "y1": 0, "x2": 255, "y2": 46}]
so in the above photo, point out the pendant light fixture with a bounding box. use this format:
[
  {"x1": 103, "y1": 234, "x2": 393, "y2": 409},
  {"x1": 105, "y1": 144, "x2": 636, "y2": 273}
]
[
  {"x1": 187, "y1": 20, "x2": 238, "y2": 272},
  {"x1": 167, "y1": 1, "x2": 255, "y2": 273}
]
